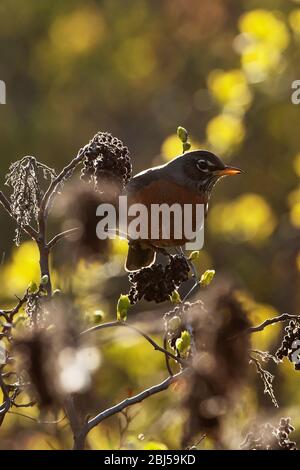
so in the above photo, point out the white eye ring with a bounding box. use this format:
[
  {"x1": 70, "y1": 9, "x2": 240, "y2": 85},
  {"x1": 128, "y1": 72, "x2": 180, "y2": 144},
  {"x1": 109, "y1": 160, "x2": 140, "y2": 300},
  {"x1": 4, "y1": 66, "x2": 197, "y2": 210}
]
[{"x1": 196, "y1": 160, "x2": 210, "y2": 172}]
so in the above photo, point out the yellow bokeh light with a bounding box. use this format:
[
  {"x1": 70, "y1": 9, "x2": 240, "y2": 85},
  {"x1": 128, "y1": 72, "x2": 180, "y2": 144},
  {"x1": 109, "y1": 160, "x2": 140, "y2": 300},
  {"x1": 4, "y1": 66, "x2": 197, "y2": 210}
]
[
  {"x1": 250, "y1": 304, "x2": 281, "y2": 350},
  {"x1": 289, "y1": 9, "x2": 300, "y2": 35},
  {"x1": 288, "y1": 188, "x2": 300, "y2": 228},
  {"x1": 0, "y1": 241, "x2": 40, "y2": 296},
  {"x1": 111, "y1": 237, "x2": 129, "y2": 257},
  {"x1": 114, "y1": 36, "x2": 157, "y2": 81},
  {"x1": 241, "y1": 43, "x2": 281, "y2": 83},
  {"x1": 161, "y1": 134, "x2": 183, "y2": 160},
  {"x1": 161, "y1": 134, "x2": 201, "y2": 161},
  {"x1": 296, "y1": 251, "x2": 300, "y2": 271},
  {"x1": 293, "y1": 153, "x2": 300, "y2": 177},
  {"x1": 206, "y1": 114, "x2": 245, "y2": 156},
  {"x1": 238, "y1": 10, "x2": 289, "y2": 83},
  {"x1": 209, "y1": 193, "x2": 277, "y2": 243},
  {"x1": 288, "y1": 188, "x2": 300, "y2": 206},
  {"x1": 290, "y1": 202, "x2": 300, "y2": 228},
  {"x1": 239, "y1": 10, "x2": 290, "y2": 51},
  {"x1": 0, "y1": 241, "x2": 60, "y2": 298},
  {"x1": 49, "y1": 7, "x2": 105, "y2": 57},
  {"x1": 207, "y1": 69, "x2": 252, "y2": 113},
  {"x1": 235, "y1": 291, "x2": 281, "y2": 350}
]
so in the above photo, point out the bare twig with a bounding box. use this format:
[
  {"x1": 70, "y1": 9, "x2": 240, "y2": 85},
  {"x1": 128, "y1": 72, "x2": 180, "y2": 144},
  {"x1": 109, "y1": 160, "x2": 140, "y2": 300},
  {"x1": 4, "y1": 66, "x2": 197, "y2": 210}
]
[
  {"x1": 2, "y1": 291, "x2": 29, "y2": 319},
  {"x1": 0, "y1": 289, "x2": 40, "y2": 425},
  {"x1": 187, "y1": 433, "x2": 206, "y2": 449},
  {"x1": 81, "y1": 321, "x2": 187, "y2": 367},
  {"x1": 248, "y1": 313, "x2": 300, "y2": 334},
  {"x1": 0, "y1": 374, "x2": 11, "y2": 425},
  {"x1": 85, "y1": 370, "x2": 186, "y2": 439},
  {"x1": 0, "y1": 291, "x2": 29, "y2": 357},
  {"x1": 47, "y1": 227, "x2": 80, "y2": 249},
  {"x1": 118, "y1": 408, "x2": 134, "y2": 449},
  {"x1": 250, "y1": 356, "x2": 278, "y2": 408},
  {"x1": 34, "y1": 148, "x2": 87, "y2": 297},
  {"x1": 71, "y1": 371, "x2": 185, "y2": 449},
  {"x1": 163, "y1": 333, "x2": 174, "y2": 376},
  {"x1": 181, "y1": 279, "x2": 199, "y2": 304},
  {"x1": 40, "y1": 146, "x2": 87, "y2": 218},
  {"x1": 7, "y1": 411, "x2": 38, "y2": 423},
  {"x1": 250, "y1": 349, "x2": 279, "y2": 363},
  {"x1": 11, "y1": 400, "x2": 36, "y2": 408},
  {"x1": 7, "y1": 410, "x2": 66, "y2": 425},
  {"x1": 64, "y1": 396, "x2": 87, "y2": 450}
]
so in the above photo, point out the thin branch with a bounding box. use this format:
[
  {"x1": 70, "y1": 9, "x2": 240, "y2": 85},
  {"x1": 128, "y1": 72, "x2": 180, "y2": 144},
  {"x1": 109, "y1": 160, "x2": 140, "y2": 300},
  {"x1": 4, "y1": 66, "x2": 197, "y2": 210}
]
[
  {"x1": 37, "y1": 148, "x2": 87, "y2": 295},
  {"x1": 0, "y1": 191, "x2": 38, "y2": 240},
  {"x1": 181, "y1": 277, "x2": 199, "y2": 304},
  {"x1": 163, "y1": 333, "x2": 174, "y2": 376},
  {"x1": 187, "y1": 433, "x2": 206, "y2": 450},
  {"x1": 2, "y1": 291, "x2": 28, "y2": 319},
  {"x1": 7, "y1": 410, "x2": 66, "y2": 425},
  {"x1": 40, "y1": 146, "x2": 87, "y2": 218},
  {"x1": 64, "y1": 396, "x2": 88, "y2": 451},
  {"x1": 248, "y1": 313, "x2": 300, "y2": 334},
  {"x1": 47, "y1": 227, "x2": 80, "y2": 249},
  {"x1": 0, "y1": 375, "x2": 11, "y2": 425},
  {"x1": 250, "y1": 349, "x2": 279, "y2": 364},
  {"x1": 7, "y1": 411, "x2": 38, "y2": 423},
  {"x1": 81, "y1": 321, "x2": 187, "y2": 367},
  {"x1": 250, "y1": 355, "x2": 278, "y2": 408},
  {"x1": 0, "y1": 375, "x2": 10, "y2": 409},
  {"x1": 11, "y1": 400, "x2": 36, "y2": 408},
  {"x1": 86, "y1": 370, "x2": 186, "y2": 434},
  {"x1": 0, "y1": 311, "x2": 10, "y2": 322}
]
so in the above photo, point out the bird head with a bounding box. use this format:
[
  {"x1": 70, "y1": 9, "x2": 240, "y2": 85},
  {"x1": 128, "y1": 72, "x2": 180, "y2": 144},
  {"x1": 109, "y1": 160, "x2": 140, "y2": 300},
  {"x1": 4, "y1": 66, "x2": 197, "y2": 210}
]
[{"x1": 168, "y1": 150, "x2": 242, "y2": 193}]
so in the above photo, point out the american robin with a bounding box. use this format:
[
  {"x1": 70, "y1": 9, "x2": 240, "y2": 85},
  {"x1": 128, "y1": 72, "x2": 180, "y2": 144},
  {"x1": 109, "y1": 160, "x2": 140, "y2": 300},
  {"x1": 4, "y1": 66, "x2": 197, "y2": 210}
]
[{"x1": 124, "y1": 150, "x2": 242, "y2": 271}]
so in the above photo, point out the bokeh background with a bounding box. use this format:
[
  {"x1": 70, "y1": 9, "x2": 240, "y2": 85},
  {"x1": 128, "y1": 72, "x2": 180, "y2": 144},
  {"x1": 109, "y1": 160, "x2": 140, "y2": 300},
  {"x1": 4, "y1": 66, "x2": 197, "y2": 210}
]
[{"x1": 1, "y1": 0, "x2": 300, "y2": 450}]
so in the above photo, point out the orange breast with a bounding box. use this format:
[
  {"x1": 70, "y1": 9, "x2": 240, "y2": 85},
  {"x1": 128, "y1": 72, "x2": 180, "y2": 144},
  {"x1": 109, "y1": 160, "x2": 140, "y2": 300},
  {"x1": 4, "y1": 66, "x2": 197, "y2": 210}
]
[{"x1": 126, "y1": 179, "x2": 207, "y2": 246}]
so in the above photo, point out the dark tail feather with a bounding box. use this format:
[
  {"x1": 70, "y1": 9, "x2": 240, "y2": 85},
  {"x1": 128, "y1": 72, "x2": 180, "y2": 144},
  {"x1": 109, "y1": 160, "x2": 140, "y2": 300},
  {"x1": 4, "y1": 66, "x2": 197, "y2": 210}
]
[{"x1": 125, "y1": 242, "x2": 156, "y2": 272}]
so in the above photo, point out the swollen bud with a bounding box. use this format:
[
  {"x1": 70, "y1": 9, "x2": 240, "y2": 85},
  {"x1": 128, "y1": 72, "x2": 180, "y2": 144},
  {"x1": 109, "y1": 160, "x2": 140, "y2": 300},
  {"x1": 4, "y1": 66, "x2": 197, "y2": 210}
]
[
  {"x1": 177, "y1": 126, "x2": 188, "y2": 143},
  {"x1": 28, "y1": 281, "x2": 38, "y2": 294},
  {"x1": 94, "y1": 310, "x2": 104, "y2": 323},
  {"x1": 183, "y1": 141, "x2": 191, "y2": 153},
  {"x1": 170, "y1": 290, "x2": 181, "y2": 304},
  {"x1": 200, "y1": 269, "x2": 215, "y2": 286},
  {"x1": 117, "y1": 294, "x2": 131, "y2": 321},
  {"x1": 40, "y1": 275, "x2": 49, "y2": 286},
  {"x1": 175, "y1": 330, "x2": 191, "y2": 356},
  {"x1": 189, "y1": 251, "x2": 201, "y2": 261}
]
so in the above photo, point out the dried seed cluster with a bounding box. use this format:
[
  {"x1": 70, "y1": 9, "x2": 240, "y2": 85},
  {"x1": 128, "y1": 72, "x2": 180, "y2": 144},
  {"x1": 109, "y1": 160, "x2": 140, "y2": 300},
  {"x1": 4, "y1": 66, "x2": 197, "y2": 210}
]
[
  {"x1": 5, "y1": 156, "x2": 56, "y2": 245},
  {"x1": 276, "y1": 320, "x2": 300, "y2": 370},
  {"x1": 81, "y1": 132, "x2": 132, "y2": 192},
  {"x1": 241, "y1": 417, "x2": 297, "y2": 450},
  {"x1": 128, "y1": 254, "x2": 190, "y2": 303}
]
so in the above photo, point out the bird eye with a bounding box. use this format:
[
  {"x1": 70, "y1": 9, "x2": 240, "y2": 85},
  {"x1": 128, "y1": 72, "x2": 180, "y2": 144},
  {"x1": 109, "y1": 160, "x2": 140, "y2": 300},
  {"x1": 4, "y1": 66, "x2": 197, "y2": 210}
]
[{"x1": 196, "y1": 160, "x2": 209, "y2": 172}]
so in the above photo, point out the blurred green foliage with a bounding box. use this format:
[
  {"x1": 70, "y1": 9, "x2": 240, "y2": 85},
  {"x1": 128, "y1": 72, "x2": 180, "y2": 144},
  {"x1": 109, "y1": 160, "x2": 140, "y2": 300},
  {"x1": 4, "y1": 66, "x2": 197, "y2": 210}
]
[{"x1": 1, "y1": 0, "x2": 300, "y2": 450}]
